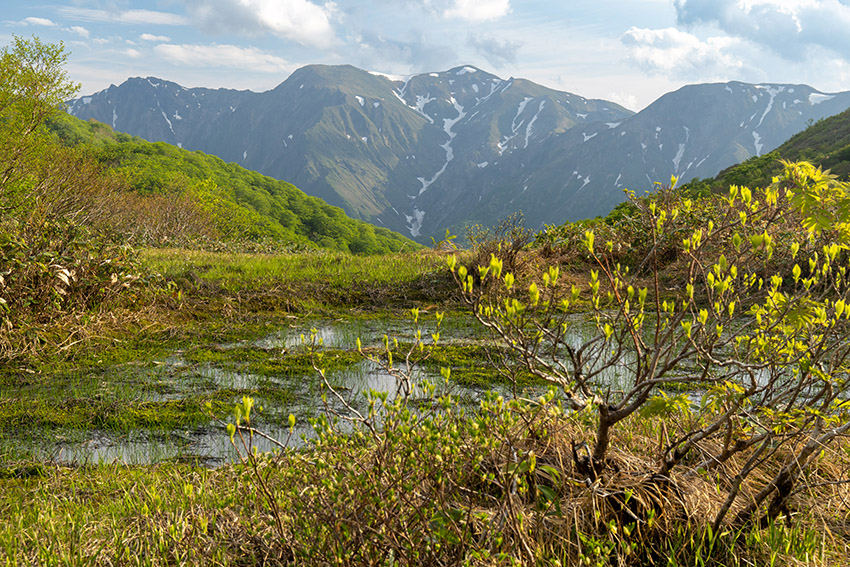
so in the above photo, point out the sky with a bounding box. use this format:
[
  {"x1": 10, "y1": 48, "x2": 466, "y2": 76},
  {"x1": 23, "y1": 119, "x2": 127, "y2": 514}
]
[{"x1": 4, "y1": 0, "x2": 850, "y2": 111}]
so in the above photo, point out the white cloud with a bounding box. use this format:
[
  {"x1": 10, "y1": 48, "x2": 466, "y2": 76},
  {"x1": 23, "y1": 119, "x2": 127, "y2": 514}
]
[
  {"x1": 443, "y1": 0, "x2": 510, "y2": 21},
  {"x1": 125, "y1": 48, "x2": 142, "y2": 58},
  {"x1": 607, "y1": 92, "x2": 639, "y2": 111},
  {"x1": 186, "y1": 0, "x2": 338, "y2": 48},
  {"x1": 23, "y1": 17, "x2": 56, "y2": 27},
  {"x1": 674, "y1": 0, "x2": 850, "y2": 60},
  {"x1": 621, "y1": 27, "x2": 744, "y2": 80},
  {"x1": 387, "y1": 0, "x2": 509, "y2": 21},
  {"x1": 154, "y1": 43, "x2": 292, "y2": 74},
  {"x1": 68, "y1": 26, "x2": 90, "y2": 38},
  {"x1": 467, "y1": 33, "x2": 521, "y2": 67},
  {"x1": 348, "y1": 29, "x2": 458, "y2": 73},
  {"x1": 140, "y1": 33, "x2": 171, "y2": 42},
  {"x1": 57, "y1": 7, "x2": 188, "y2": 26}
]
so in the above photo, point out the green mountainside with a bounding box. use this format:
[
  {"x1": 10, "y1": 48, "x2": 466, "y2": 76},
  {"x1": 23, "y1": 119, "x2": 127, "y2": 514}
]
[
  {"x1": 48, "y1": 112, "x2": 418, "y2": 254},
  {"x1": 682, "y1": 107, "x2": 850, "y2": 193}
]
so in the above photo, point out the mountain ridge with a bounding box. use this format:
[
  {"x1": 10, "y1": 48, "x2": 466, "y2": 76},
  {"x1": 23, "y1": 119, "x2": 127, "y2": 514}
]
[{"x1": 68, "y1": 65, "x2": 850, "y2": 241}]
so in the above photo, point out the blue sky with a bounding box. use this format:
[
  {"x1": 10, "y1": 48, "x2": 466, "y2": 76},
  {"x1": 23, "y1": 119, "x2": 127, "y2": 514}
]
[{"x1": 4, "y1": 0, "x2": 850, "y2": 110}]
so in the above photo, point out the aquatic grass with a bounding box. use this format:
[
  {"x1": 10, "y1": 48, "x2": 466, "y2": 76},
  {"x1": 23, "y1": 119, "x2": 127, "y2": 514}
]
[
  {"x1": 0, "y1": 397, "x2": 217, "y2": 431},
  {"x1": 140, "y1": 248, "x2": 445, "y2": 289}
]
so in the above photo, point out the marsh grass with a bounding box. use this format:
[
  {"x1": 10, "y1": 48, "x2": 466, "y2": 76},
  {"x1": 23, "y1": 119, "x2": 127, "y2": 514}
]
[
  {"x1": 3, "y1": 242, "x2": 846, "y2": 564},
  {"x1": 0, "y1": 307, "x2": 480, "y2": 468},
  {"x1": 140, "y1": 248, "x2": 453, "y2": 312},
  {"x1": 141, "y1": 248, "x2": 444, "y2": 287},
  {"x1": 0, "y1": 395, "x2": 846, "y2": 566}
]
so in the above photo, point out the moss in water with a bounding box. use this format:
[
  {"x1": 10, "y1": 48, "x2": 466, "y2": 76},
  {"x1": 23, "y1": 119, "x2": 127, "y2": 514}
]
[
  {"x1": 185, "y1": 346, "x2": 273, "y2": 365},
  {"x1": 0, "y1": 398, "x2": 219, "y2": 432},
  {"x1": 391, "y1": 343, "x2": 546, "y2": 388},
  {"x1": 247, "y1": 350, "x2": 362, "y2": 377}
]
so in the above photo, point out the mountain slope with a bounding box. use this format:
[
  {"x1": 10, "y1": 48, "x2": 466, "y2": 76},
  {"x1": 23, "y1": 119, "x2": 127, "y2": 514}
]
[
  {"x1": 49, "y1": 112, "x2": 419, "y2": 254},
  {"x1": 679, "y1": 105, "x2": 850, "y2": 193},
  {"x1": 68, "y1": 65, "x2": 633, "y2": 240},
  {"x1": 502, "y1": 82, "x2": 850, "y2": 224},
  {"x1": 68, "y1": 66, "x2": 850, "y2": 240}
]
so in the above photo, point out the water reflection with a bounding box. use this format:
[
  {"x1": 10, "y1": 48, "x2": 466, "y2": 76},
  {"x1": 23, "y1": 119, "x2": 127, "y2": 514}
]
[{"x1": 7, "y1": 316, "x2": 640, "y2": 466}]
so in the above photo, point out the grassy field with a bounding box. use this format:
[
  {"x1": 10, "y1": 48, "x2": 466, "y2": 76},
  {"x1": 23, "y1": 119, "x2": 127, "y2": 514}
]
[
  {"x1": 1, "y1": 400, "x2": 846, "y2": 566},
  {"x1": 1, "y1": 246, "x2": 848, "y2": 566}
]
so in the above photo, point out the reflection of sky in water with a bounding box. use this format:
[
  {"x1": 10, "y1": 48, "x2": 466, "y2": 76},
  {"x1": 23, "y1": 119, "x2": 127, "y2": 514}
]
[{"x1": 11, "y1": 316, "x2": 644, "y2": 466}]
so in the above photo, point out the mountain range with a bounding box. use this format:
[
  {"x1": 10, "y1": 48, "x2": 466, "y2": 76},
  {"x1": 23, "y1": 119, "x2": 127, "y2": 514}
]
[{"x1": 68, "y1": 65, "x2": 850, "y2": 242}]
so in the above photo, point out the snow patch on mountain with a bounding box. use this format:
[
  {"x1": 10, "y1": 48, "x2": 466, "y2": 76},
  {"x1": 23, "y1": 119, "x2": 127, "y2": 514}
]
[
  {"x1": 524, "y1": 101, "x2": 545, "y2": 148},
  {"x1": 369, "y1": 70, "x2": 407, "y2": 82},
  {"x1": 753, "y1": 131, "x2": 763, "y2": 155},
  {"x1": 755, "y1": 85, "x2": 782, "y2": 127},
  {"x1": 672, "y1": 143, "x2": 686, "y2": 172},
  {"x1": 405, "y1": 207, "x2": 426, "y2": 237},
  {"x1": 416, "y1": 97, "x2": 465, "y2": 196},
  {"x1": 810, "y1": 92, "x2": 835, "y2": 105},
  {"x1": 498, "y1": 97, "x2": 538, "y2": 154},
  {"x1": 160, "y1": 111, "x2": 174, "y2": 134},
  {"x1": 355, "y1": 96, "x2": 364, "y2": 107},
  {"x1": 512, "y1": 97, "x2": 533, "y2": 131},
  {"x1": 411, "y1": 94, "x2": 436, "y2": 123}
]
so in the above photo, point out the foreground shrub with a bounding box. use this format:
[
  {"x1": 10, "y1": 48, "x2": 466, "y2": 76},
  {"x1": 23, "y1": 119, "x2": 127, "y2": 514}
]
[
  {"x1": 451, "y1": 161, "x2": 850, "y2": 538},
  {"x1": 216, "y1": 382, "x2": 846, "y2": 566},
  {"x1": 5, "y1": 390, "x2": 846, "y2": 565}
]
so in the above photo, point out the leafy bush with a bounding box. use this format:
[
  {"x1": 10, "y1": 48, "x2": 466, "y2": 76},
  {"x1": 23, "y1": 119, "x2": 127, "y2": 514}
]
[
  {"x1": 452, "y1": 161, "x2": 850, "y2": 536},
  {"x1": 0, "y1": 37, "x2": 145, "y2": 359},
  {"x1": 218, "y1": 297, "x2": 848, "y2": 566}
]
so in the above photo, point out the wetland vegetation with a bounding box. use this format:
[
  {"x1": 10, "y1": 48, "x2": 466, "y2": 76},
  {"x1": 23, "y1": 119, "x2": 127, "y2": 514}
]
[{"x1": 1, "y1": 36, "x2": 849, "y2": 566}]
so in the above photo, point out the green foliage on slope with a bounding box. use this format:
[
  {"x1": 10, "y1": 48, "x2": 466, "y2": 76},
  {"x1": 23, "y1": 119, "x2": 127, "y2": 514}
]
[
  {"x1": 48, "y1": 112, "x2": 419, "y2": 254},
  {"x1": 682, "y1": 106, "x2": 850, "y2": 193}
]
